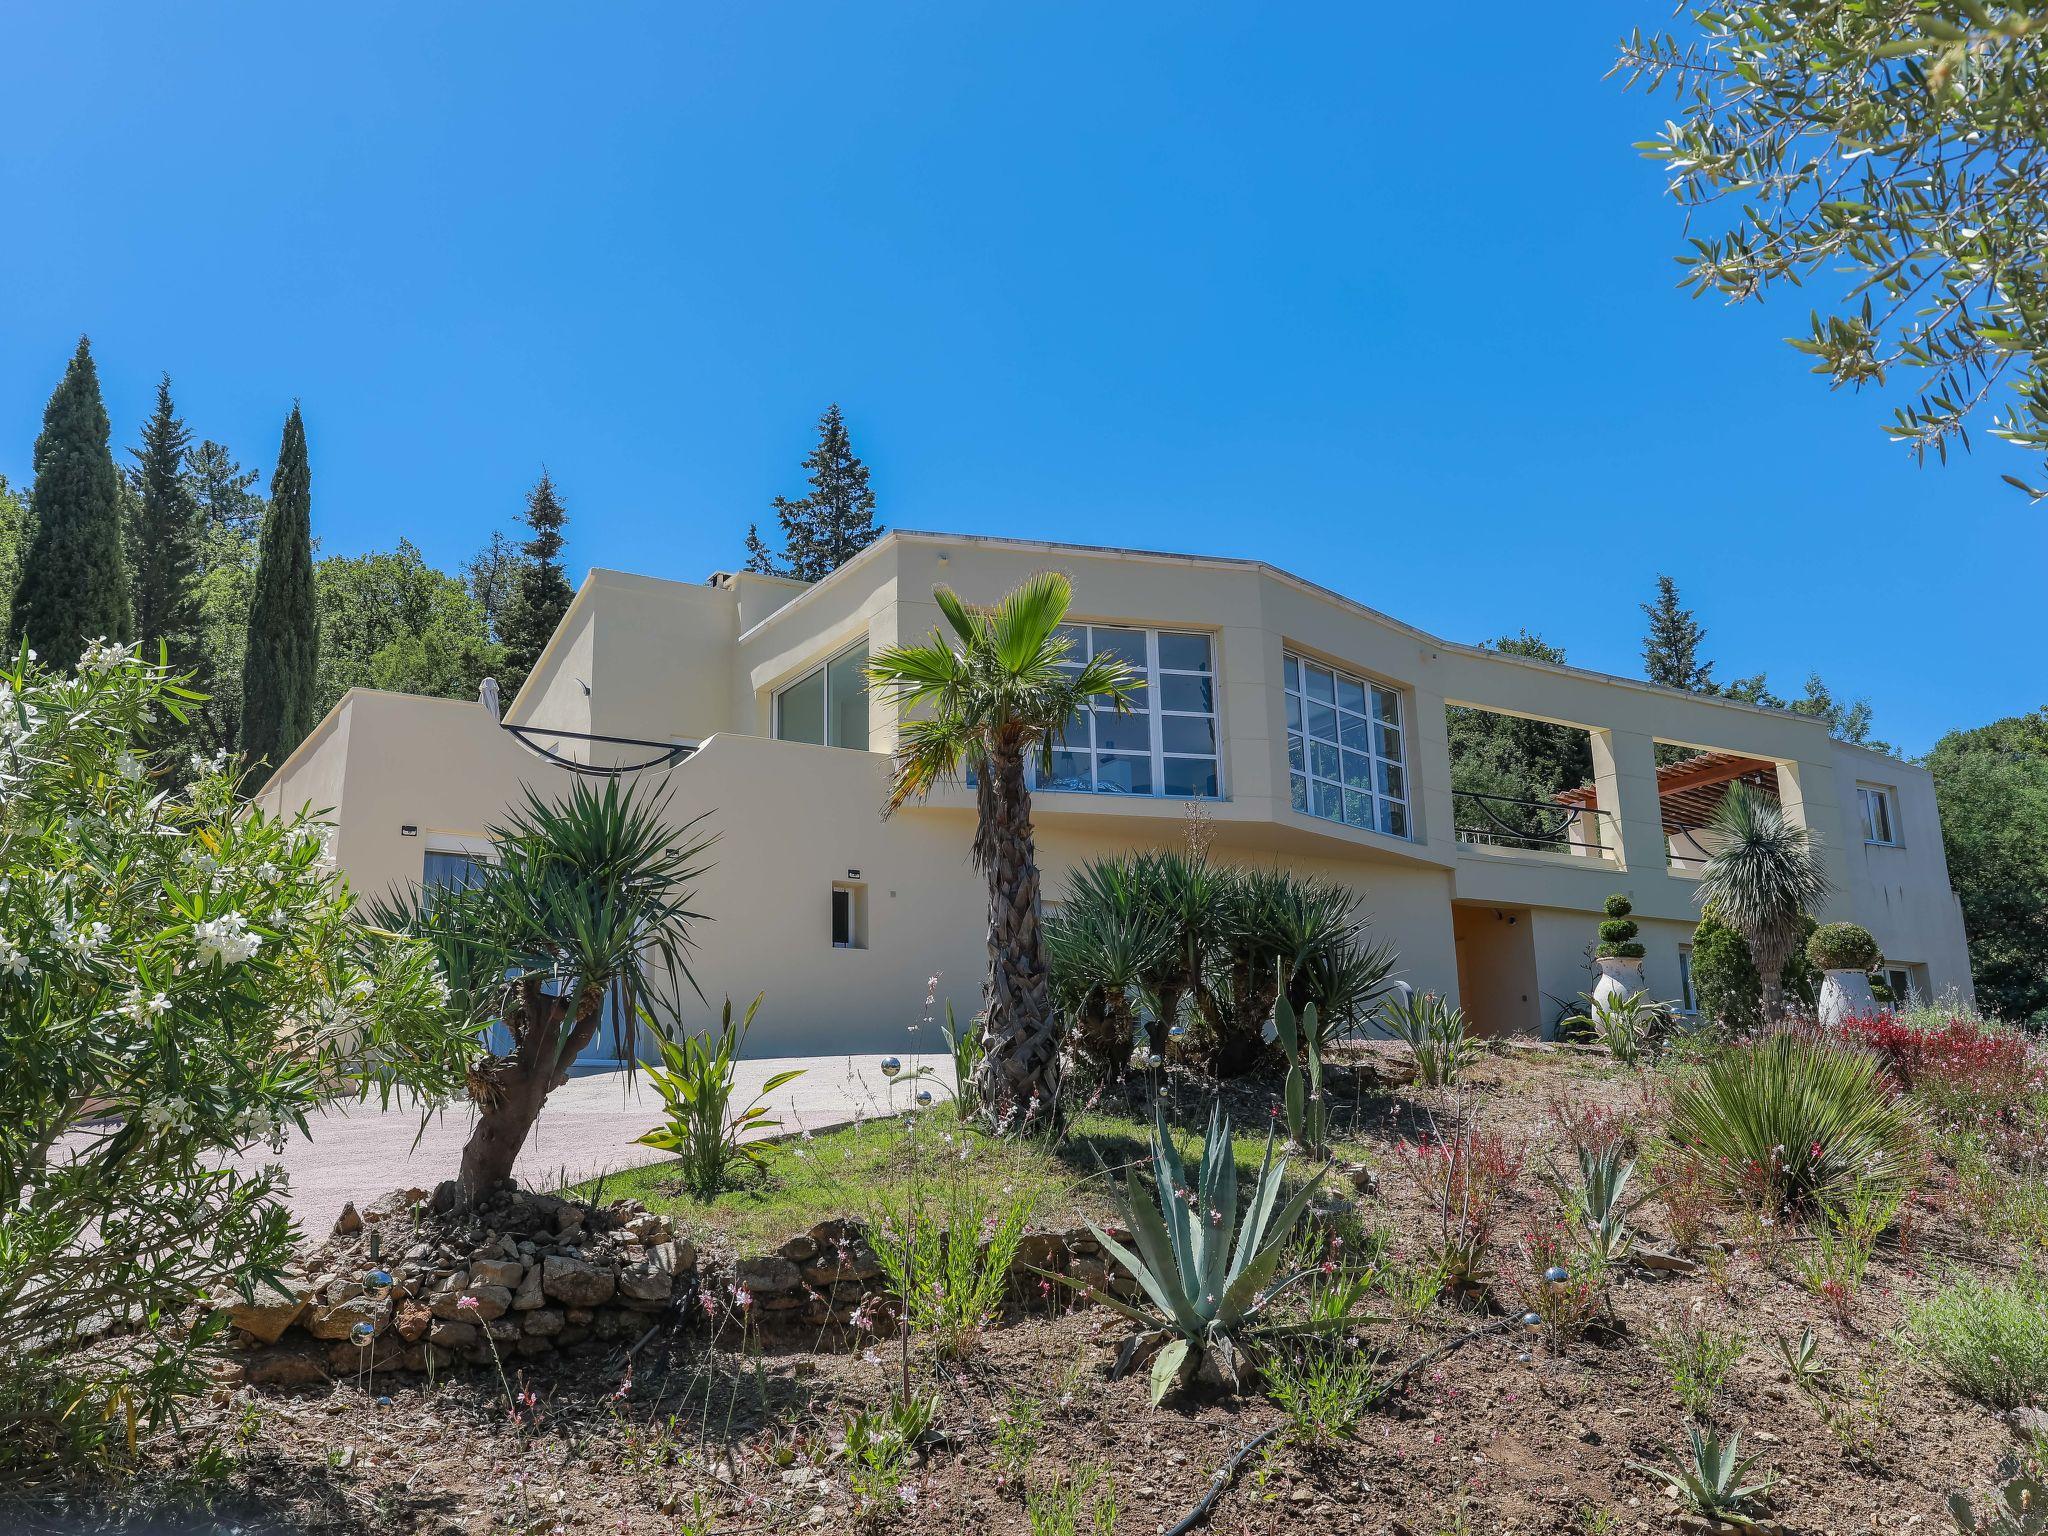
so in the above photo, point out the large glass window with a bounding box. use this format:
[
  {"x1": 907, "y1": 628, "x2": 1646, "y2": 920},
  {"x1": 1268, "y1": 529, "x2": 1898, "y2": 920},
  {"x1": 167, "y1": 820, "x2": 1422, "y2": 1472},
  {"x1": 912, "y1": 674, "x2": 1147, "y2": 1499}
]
[
  {"x1": 1283, "y1": 651, "x2": 1409, "y2": 838},
  {"x1": 775, "y1": 641, "x2": 870, "y2": 749},
  {"x1": 1040, "y1": 625, "x2": 1221, "y2": 799}
]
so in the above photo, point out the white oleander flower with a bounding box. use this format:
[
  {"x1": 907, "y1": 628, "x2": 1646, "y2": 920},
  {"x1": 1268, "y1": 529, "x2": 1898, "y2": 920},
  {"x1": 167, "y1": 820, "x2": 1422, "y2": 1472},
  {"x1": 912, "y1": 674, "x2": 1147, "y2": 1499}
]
[
  {"x1": 0, "y1": 937, "x2": 26, "y2": 978},
  {"x1": 120, "y1": 988, "x2": 171, "y2": 1024},
  {"x1": 194, "y1": 910, "x2": 261, "y2": 966},
  {"x1": 78, "y1": 638, "x2": 133, "y2": 676},
  {"x1": 114, "y1": 752, "x2": 144, "y2": 782}
]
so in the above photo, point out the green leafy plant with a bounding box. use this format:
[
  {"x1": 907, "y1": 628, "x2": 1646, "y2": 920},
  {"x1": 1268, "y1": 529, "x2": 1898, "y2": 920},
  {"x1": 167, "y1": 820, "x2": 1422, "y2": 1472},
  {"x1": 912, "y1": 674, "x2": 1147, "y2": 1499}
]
[
  {"x1": 989, "y1": 1389, "x2": 1042, "y2": 1488},
  {"x1": 636, "y1": 995, "x2": 803, "y2": 1200},
  {"x1": 1808, "y1": 921, "x2": 1881, "y2": 973},
  {"x1": 1692, "y1": 784, "x2": 1830, "y2": 1025},
  {"x1": 1025, "y1": 1463, "x2": 1120, "y2": 1536},
  {"x1": 840, "y1": 1390, "x2": 938, "y2": 1518},
  {"x1": 1562, "y1": 990, "x2": 1671, "y2": 1065},
  {"x1": 1596, "y1": 892, "x2": 1644, "y2": 960},
  {"x1": 941, "y1": 1000, "x2": 984, "y2": 1120},
  {"x1": 1795, "y1": 1177, "x2": 1902, "y2": 1323},
  {"x1": 1629, "y1": 1427, "x2": 1773, "y2": 1518},
  {"x1": 1560, "y1": 1144, "x2": 1642, "y2": 1265},
  {"x1": 1262, "y1": 1329, "x2": 1381, "y2": 1447},
  {"x1": 872, "y1": 1181, "x2": 1034, "y2": 1359},
  {"x1": 1053, "y1": 1097, "x2": 1340, "y2": 1403},
  {"x1": 1664, "y1": 1032, "x2": 1919, "y2": 1214},
  {"x1": 1951, "y1": 1466, "x2": 2048, "y2": 1536},
  {"x1": 1381, "y1": 990, "x2": 1476, "y2": 1088},
  {"x1": 1650, "y1": 1304, "x2": 1747, "y2": 1417},
  {"x1": 1272, "y1": 988, "x2": 1329, "y2": 1159},
  {"x1": 1775, "y1": 1325, "x2": 1836, "y2": 1397},
  {"x1": 1906, "y1": 1266, "x2": 2048, "y2": 1410}
]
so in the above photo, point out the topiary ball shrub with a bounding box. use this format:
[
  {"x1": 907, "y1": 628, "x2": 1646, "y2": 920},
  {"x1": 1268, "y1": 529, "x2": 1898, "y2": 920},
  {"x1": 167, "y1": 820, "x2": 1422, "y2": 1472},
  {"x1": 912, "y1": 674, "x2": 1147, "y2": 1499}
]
[
  {"x1": 1595, "y1": 893, "x2": 1640, "y2": 958},
  {"x1": 1808, "y1": 921, "x2": 1880, "y2": 972}
]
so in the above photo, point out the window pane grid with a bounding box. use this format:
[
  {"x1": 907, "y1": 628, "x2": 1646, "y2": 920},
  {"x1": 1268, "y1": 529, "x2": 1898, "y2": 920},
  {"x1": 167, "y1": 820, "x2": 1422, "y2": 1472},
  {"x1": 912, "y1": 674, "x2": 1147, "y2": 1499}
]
[
  {"x1": 1034, "y1": 626, "x2": 1220, "y2": 800},
  {"x1": 1284, "y1": 650, "x2": 1409, "y2": 838}
]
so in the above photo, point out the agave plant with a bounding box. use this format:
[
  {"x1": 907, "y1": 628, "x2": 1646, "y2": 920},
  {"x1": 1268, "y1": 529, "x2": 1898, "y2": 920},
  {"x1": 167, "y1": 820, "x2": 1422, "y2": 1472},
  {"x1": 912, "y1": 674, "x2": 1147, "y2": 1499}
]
[
  {"x1": 1057, "y1": 1098, "x2": 1344, "y2": 1403},
  {"x1": 1562, "y1": 1143, "x2": 1642, "y2": 1265},
  {"x1": 1629, "y1": 1426, "x2": 1775, "y2": 1517},
  {"x1": 1560, "y1": 990, "x2": 1673, "y2": 1065},
  {"x1": 1380, "y1": 991, "x2": 1476, "y2": 1088}
]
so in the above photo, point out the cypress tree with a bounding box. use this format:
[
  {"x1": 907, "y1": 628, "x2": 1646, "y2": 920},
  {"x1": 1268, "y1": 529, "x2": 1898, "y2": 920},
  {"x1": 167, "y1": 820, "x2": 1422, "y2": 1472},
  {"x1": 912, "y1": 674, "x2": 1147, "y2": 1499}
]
[
  {"x1": 496, "y1": 471, "x2": 573, "y2": 696},
  {"x1": 744, "y1": 403, "x2": 880, "y2": 580},
  {"x1": 1640, "y1": 574, "x2": 1714, "y2": 693},
  {"x1": 126, "y1": 375, "x2": 205, "y2": 674},
  {"x1": 8, "y1": 338, "x2": 132, "y2": 661},
  {"x1": 240, "y1": 406, "x2": 319, "y2": 786}
]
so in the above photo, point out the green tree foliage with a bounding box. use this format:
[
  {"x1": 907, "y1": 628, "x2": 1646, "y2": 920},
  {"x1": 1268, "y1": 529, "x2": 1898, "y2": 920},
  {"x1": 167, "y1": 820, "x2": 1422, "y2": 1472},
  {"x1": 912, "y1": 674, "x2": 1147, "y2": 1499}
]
[
  {"x1": 184, "y1": 443, "x2": 264, "y2": 754},
  {"x1": 1691, "y1": 912, "x2": 1819, "y2": 1030},
  {"x1": 1616, "y1": 7, "x2": 2048, "y2": 496},
  {"x1": 495, "y1": 471, "x2": 573, "y2": 697},
  {"x1": 240, "y1": 406, "x2": 319, "y2": 786},
  {"x1": 0, "y1": 646, "x2": 465, "y2": 1463},
  {"x1": 1927, "y1": 708, "x2": 2048, "y2": 1022},
  {"x1": 124, "y1": 375, "x2": 205, "y2": 676},
  {"x1": 315, "y1": 539, "x2": 498, "y2": 713},
  {"x1": 8, "y1": 338, "x2": 132, "y2": 660},
  {"x1": 1642, "y1": 574, "x2": 1714, "y2": 693},
  {"x1": 0, "y1": 475, "x2": 30, "y2": 642},
  {"x1": 462, "y1": 528, "x2": 520, "y2": 640},
  {"x1": 745, "y1": 402, "x2": 882, "y2": 580},
  {"x1": 1447, "y1": 631, "x2": 1596, "y2": 843}
]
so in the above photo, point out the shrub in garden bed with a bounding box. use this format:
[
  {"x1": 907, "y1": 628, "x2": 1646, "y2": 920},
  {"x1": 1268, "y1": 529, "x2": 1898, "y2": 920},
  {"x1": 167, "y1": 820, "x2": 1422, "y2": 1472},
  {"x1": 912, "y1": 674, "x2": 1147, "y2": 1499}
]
[{"x1": 1833, "y1": 1011, "x2": 2044, "y2": 1127}]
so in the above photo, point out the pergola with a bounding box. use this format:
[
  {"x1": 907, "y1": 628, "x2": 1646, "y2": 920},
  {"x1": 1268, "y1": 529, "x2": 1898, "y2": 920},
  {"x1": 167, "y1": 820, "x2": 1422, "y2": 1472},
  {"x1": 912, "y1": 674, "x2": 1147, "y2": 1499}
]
[{"x1": 1553, "y1": 749, "x2": 1779, "y2": 835}]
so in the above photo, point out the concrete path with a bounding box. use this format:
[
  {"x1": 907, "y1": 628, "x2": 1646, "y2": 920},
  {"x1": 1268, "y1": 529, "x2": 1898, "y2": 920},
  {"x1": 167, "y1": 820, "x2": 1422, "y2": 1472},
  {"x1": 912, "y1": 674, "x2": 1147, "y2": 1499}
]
[{"x1": 244, "y1": 1054, "x2": 919, "y2": 1236}]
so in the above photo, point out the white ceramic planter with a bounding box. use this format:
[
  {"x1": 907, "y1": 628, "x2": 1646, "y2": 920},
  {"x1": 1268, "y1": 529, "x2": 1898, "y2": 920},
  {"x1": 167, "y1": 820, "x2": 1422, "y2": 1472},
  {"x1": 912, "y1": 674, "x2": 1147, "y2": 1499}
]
[
  {"x1": 1817, "y1": 968, "x2": 1878, "y2": 1028},
  {"x1": 1592, "y1": 956, "x2": 1644, "y2": 1010}
]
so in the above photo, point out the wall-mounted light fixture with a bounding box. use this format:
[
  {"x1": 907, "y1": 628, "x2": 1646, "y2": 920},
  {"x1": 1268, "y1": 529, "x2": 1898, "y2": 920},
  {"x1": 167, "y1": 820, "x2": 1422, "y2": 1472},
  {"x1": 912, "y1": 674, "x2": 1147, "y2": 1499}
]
[
  {"x1": 400, "y1": 825, "x2": 419, "y2": 838},
  {"x1": 846, "y1": 868, "x2": 861, "y2": 880}
]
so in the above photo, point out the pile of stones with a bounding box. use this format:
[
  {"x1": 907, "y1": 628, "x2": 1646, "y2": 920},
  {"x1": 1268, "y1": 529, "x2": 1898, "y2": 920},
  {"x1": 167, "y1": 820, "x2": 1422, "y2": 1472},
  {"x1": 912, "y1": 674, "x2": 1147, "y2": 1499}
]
[{"x1": 214, "y1": 1183, "x2": 1135, "y2": 1390}]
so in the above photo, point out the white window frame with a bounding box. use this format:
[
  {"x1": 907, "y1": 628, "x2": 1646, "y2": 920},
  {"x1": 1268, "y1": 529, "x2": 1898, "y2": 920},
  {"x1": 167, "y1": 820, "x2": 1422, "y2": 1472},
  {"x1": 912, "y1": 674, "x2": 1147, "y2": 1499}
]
[
  {"x1": 1283, "y1": 650, "x2": 1412, "y2": 840},
  {"x1": 1033, "y1": 624, "x2": 1223, "y2": 801},
  {"x1": 1882, "y1": 965, "x2": 1916, "y2": 1007},
  {"x1": 773, "y1": 639, "x2": 870, "y2": 750},
  {"x1": 1857, "y1": 783, "x2": 1901, "y2": 846}
]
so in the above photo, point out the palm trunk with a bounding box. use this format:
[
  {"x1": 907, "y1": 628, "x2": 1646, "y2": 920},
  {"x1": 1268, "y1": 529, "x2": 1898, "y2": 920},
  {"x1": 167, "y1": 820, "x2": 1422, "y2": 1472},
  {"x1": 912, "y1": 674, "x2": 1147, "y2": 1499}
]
[
  {"x1": 456, "y1": 981, "x2": 605, "y2": 1200},
  {"x1": 970, "y1": 748, "x2": 1059, "y2": 1126}
]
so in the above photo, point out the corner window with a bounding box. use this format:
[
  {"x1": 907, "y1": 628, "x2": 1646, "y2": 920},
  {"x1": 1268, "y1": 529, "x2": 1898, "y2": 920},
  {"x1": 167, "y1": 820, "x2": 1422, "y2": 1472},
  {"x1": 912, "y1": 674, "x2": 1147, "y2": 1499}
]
[
  {"x1": 1036, "y1": 625, "x2": 1221, "y2": 800},
  {"x1": 1858, "y1": 784, "x2": 1899, "y2": 846},
  {"x1": 1283, "y1": 651, "x2": 1410, "y2": 838},
  {"x1": 775, "y1": 641, "x2": 870, "y2": 749}
]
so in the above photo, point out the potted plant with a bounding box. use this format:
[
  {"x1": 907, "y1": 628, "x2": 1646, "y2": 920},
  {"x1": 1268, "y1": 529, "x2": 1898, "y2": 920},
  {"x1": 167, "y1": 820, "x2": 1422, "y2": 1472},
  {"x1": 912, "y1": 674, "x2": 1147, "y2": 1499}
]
[
  {"x1": 1592, "y1": 893, "x2": 1646, "y2": 1009},
  {"x1": 1807, "y1": 921, "x2": 1881, "y2": 1026}
]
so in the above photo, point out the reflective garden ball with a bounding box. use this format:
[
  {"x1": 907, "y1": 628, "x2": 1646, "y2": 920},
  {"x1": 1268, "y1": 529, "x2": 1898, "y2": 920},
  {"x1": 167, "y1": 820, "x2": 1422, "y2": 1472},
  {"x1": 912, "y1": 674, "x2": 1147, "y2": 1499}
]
[
  {"x1": 879, "y1": 1056, "x2": 902, "y2": 1079},
  {"x1": 1520, "y1": 1311, "x2": 1543, "y2": 1330},
  {"x1": 1168, "y1": 1022, "x2": 1186, "y2": 1040},
  {"x1": 915, "y1": 1089, "x2": 933, "y2": 1107},
  {"x1": 350, "y1": 1321, "x2": 377, "y2": 1349},
  {"x1": 363, "y1": 1268, "x2": 393, "y2": 1302},
  {"x1": 1146, "y1": 1053, "x2": 1164, "y2": 1069},
  {"x1": 375, "y1": 1395, "x2": 394, "y2": 1411},
  {"x1": 1544, "y1": 1266, "x2": 1571, "y2": 1285}
]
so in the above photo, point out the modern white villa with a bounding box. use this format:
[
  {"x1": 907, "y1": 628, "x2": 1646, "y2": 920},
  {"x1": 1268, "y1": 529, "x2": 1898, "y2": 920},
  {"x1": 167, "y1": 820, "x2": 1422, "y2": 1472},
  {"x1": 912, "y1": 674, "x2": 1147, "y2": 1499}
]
[{"x1": 258, "y1": 530, "x2": 1974, "y2": 1058}]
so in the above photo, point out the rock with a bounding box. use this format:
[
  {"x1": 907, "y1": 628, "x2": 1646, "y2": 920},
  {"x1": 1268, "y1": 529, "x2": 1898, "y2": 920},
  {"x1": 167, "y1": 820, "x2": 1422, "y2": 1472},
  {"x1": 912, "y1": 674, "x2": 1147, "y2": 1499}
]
[
  {"x1": 247, "y1": 1346, "x2": 329, "y2": 1387},
  {"x1": 218, "y1": 1277, "x2": 313, "y2": 1345},
  {"x1": 363, "y1": 1187, "x2": 427, "y2": 1224},
  {"x1": 393, "y1": 1300, "x2": 433, "y2": 1343},
  {"x1": 428, "y1": 1319, "x2": 478, "y2": 1349},
  {"x1": 471, "y1": 1258, "x2": 525, "y2": 1289},
  {"x1": 334, "y1": 1202, "x2": 362, "y2": 1235},
  {"x1": 2009, "y1": 1407, "x2": 2048, "y2": 1437},
  {"x1": 542, "y1": 1255, "x2": 616, "y2": 1307},
  {"x1": 1632, "y1": 1249, "x2": 1701, "y2": 1277},
  {"x1": 511, "y1": 1263, "x2": 546, "y2": 1311},
  {"x1": 1348, "y1": 1163, "x2": 1380, "y2": 1196},
  {"x1": 522, "y1": 1307, "x2": 565, "y2": 1337},
  {"x1": 463, "y1": 1283, "x2": 514, "y2": 1321},
  {"x1": 305, "y1": 1295, "x2": 390, "y2": 1341},
  {"x1": 735, "y1": 1254, "x2": 804, "y2": 1296},
  {"x1": 1011, "y1": 1231, "x2": 1065, "y2": 1278},
  {"x1": 326, "y1": 1334, "x2": 406, "y2": 1371},
  {"x1": 650, "y1": 1239, "x2": 697, "y2": 1275},
  {"x1": 619, "y1": 1264, "x2": 672, "y2": 1303},
  {"x1": 515, "y1": 1333, "x2": 556, "y2": 1358},
  {"x1": 780, "y1": 1233, "x2": 820, "y2": 1264}
]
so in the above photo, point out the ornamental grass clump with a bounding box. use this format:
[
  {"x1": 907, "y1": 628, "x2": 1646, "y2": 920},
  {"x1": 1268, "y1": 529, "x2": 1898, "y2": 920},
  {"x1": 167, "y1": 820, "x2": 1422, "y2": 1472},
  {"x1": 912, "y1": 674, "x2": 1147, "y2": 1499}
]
[
  {"x1": 1663, "y1": 1032, "x2": 1919, "y2": 1215},
  {"x1": 1904, "y1": 1265, "x2": 2048, "y2": 1410}
]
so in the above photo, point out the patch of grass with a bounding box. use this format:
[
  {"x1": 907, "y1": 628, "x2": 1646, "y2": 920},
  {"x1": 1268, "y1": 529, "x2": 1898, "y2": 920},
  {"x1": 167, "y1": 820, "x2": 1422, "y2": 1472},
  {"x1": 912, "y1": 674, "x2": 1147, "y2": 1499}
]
[
  {"x1": 1905, "y1": 1266, "x2": 2048, "y2": 1409},
  {"x1": 1649, "y1": 1306, "x2": 1747, "y2": 1418}
]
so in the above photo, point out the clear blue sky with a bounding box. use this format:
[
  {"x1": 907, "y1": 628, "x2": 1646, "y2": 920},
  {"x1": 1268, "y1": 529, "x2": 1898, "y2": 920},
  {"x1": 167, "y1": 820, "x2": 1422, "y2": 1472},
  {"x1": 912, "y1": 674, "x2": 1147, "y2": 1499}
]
[{"x1": 3, "y1": 4, "x2": 2039, "y2": 755}]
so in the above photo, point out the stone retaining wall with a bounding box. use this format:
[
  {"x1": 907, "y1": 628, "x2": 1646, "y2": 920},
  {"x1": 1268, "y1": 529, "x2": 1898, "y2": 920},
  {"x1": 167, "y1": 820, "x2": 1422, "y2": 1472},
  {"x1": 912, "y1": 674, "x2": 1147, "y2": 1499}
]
[{"x1": 214, "y1": 1185, "x2": 1133, "y2": 1390}]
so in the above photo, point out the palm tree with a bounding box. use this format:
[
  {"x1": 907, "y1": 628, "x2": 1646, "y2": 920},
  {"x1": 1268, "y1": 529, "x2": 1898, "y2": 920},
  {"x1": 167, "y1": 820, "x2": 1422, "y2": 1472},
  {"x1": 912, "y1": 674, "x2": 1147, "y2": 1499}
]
[
  {"x1": 866, "y1": 572, "x2": 1140, "y2": 1124},
  {"x1": 1694, "y1": 782, "x2": 1830, "y2": 1025},
  {"x1": 375, "y1": 778, "x2": 713, "y2": 1201}
]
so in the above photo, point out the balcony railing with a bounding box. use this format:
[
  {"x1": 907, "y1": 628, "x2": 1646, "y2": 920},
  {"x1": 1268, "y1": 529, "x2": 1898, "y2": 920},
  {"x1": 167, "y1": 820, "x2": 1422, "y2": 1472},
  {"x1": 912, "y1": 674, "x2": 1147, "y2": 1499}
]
[{"x1": 1454, "y1": 790, "x2": 1615, "y2": 860}]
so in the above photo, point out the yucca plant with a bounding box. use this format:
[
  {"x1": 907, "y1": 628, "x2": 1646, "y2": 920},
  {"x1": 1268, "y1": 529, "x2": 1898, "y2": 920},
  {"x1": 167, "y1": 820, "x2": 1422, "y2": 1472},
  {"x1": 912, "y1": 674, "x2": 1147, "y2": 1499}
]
[
  {"x1": 635, "y1": 995, "x2": 803, "y2": 1200},
  {"x1": 1289, "y1": 932, "x2": 1400, "y2": 1050},
  {"x1": 1694, "y1": 783, "x2": 1830, "y2": 1026},
  {"x1": 1630, "y1": 1426, "x2": 1774, "y2": 1518},
  {"x1": 1563, "y1": 1143, "x2": 1642, "y2": 1265},
  {"x1": 1664, "y1": 1032, "x2": 1919, "y2": 1214},
  {"x1": 1381, "y1": 991, "x2": 1476, "y2": 1088},
  {"x1": 1272, "y1": 989, "x2": 1328, "y2": 1160},
  {"x1": 1046, "y1": 861, "x2": 1172, "y2": 1081},
  {"x1": 1054, "y1": 1098, "x2": 1345, "y2": 1403}
]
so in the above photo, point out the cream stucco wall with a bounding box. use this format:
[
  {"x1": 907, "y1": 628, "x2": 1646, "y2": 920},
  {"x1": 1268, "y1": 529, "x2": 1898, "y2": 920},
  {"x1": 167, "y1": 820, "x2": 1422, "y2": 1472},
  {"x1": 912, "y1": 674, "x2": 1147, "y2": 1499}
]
[{"x1": 262, "y1": 528, "x2": 1977, "y2": 1057}]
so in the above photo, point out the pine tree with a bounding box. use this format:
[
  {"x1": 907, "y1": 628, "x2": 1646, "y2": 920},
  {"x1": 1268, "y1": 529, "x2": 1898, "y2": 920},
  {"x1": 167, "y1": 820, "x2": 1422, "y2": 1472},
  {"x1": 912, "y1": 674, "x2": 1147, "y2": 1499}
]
[
  {"x1": 496, "y1": 471, "x2": 573, "y2": 696},
  {"x1": 240, "y1": 406, "x2": 319, "y2": 786},
  {"x1": 744, "y1": 403, "x2": 880, "y2": 580},
  {"x1": 126, "y1": 375, "x2": 205, "y2": 674},
  {"x1": 1640, "y1": 574, "x2": 1713, "y2": 693},
  {"x1": 8, "y1": 338, "x2": 132, "y2": 661}
]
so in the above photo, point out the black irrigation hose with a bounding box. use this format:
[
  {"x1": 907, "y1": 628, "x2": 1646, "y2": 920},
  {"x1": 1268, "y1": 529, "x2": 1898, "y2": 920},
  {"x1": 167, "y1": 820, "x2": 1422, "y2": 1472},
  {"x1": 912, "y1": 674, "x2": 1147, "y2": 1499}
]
[{"x1": 1162, "y1": 1424, "x2": 1284, "y2": 1536}]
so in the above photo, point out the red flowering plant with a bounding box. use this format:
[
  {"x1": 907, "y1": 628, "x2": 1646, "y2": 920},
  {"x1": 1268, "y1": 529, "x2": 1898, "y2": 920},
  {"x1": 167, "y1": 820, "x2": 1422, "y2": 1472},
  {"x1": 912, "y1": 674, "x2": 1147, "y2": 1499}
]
[
  {"x1": 1834, "y1": 1011, "x2": 2045, "y2": 1137},
  {"x1": 1518, "y1": 1221, "x2": 1607, "y2": 1343},
  {"x1": 1393, "y1": 1122, "x2": 1525, "y2": 1296}
]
